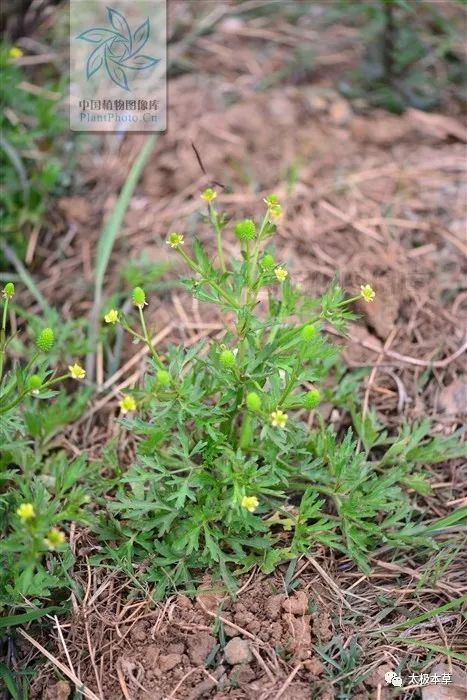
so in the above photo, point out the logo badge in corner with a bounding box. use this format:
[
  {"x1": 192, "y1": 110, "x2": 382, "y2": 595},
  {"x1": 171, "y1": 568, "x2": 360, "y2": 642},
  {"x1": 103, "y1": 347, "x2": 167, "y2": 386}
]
[{"x1": 70, "y1": 1, "x2": 166, "y2": 131}]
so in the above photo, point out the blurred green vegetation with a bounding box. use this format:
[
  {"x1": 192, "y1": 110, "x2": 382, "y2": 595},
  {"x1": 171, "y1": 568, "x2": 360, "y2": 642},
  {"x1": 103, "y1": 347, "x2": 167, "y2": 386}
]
[
  {"x1": 333, "y1": 0, "x2": 466, "y2": 112},
  {"x1": 0, "y1": 44, "x2": 68, "y2": 269}
]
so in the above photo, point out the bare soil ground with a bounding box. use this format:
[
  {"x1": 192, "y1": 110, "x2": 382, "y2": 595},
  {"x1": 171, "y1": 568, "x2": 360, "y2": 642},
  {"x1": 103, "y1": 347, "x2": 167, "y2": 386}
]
[{"x1": 10, "y1": 2, "x2": 467, "y2": 698}]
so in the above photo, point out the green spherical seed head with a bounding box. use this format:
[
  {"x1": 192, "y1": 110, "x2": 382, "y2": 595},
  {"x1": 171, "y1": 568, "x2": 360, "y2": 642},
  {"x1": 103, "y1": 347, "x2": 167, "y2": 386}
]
[
  {"x1": 132, "y1": 286, "x2": 146, "y2": 307},
  {"x1": 220, "y1": 349, "x2": 235, "y2": 368},
  {"x1": 2, "y1": 282, "x2": 15, "y2": 299},
  {"x1": 303, "y1": 389, "x2": 321, "y2": 409},
  {"x1": 234, "y1": 219, "x2": 256, "y2": 242},
  {"x1": 261, "y1": 254, "x2": 275, "y2": 270},
  {"x1": 156, "y1": 369, "x2": 171, "y2": 386},
  {"x1": 28, "y1": 374, "x2": 42, "y2": 391},
  {"x1": 246, "y1": 391, "x2": 262, "y2": 412},
  {"x1": 301, "y1": 324, "x2": 316, "y2": 342},
  {"x1": 36, "y1": 327, "x2": 54, "y2": 353}
]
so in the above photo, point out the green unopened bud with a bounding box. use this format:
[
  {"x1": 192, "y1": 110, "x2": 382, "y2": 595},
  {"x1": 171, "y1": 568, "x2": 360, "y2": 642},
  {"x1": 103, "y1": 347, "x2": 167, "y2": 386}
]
[
  {"x1": 246, "y1": 392, "x2": 262, "y2": 412},
  {"x1": 36, "y1": 328, "x2": 54, "y2": 353},
  {"x1": 156, "y1": 369, "x2": 171, "y2": 386},
  {"x1": 261, "y1": 254, "x2": 275, "y2": 270},
  {"x1": 132, "y1": 287, "x2": 147, "y2": 308},
  {"x1": 234, "y1": 219, "x2": 256, "y2": 242},
  {"x1": 301, "y1": 324, "x2": 316, "y2": 342},
  {"x1": 303, "y1": 389, "x2": 320, "y2": 409},
  {"x1": 28, "y1": 374, "x2": 42, "y2": 391},
  {"x1": 220, "y1": 349, "x2": 235, "y2": 368},
  {"x1": 2, "y1": 282, "x2": 15, "y2": 299}
]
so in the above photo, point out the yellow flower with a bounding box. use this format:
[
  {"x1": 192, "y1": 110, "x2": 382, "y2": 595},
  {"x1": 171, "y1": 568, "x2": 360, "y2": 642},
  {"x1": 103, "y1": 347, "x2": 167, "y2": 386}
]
[
  {"x1": 267, "y1": 204, "x2": 282, "y2": 220},
  {"x1": 241, "y1": 495, "x2": 259, "y2": 512},
  {"x1": 9, "y1": 47, "x2": 23, "y2": 59},
  {"x1": 68, "y1": 363, "x2": 86, "y2": 380},
  {"x1": 360, "y1": 284, "x2": 375, "y2": 303},
  {"x1": 274, "y1": 266, "x2": 288, "y2": 282},
  {"x1": 201, "y1": 188, "x2": 217, "y2": 202},
  {"x1": 44, "y1": 528, "x2": 65, "y2": 551},
  {"x1": 270, "y1": 409, "x2": 288, "y2": 428},
  {"x1": 166, "y1": 232, "x2": 184, "y2": 248},
  {"x1": 16, "y1": 503, "x2": 35, "y2": 521},
  {"x1": 264, "y1": 194, "x2": 279, "y2": 207},
  {"x1": 119, "y1": 395, "x2": 136, "y2": 414},
  {"x1": 104, "y1": 309, "x2": 119, "y2": 324}
]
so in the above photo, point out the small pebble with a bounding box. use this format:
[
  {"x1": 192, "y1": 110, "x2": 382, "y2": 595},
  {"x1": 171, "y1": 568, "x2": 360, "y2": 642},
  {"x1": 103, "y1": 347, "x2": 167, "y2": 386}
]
[{"x1": 224, "y1": 637, "x2": 252, "y2": 665}]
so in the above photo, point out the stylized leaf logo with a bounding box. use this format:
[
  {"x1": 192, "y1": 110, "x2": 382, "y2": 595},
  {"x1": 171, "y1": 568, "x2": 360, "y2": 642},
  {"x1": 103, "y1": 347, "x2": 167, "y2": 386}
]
[
  {"x1": 77, "y1": 7, "x2": 159, "y2": 92},
  {"x1": 121, "y1": 55, "x2": 159, "y2": 70},
  {"x1": 107, "y1": 7, "x2": 131, "y2": 46},
  {"x1": 87, "y1": 44, "x2": 105, "y2": 79}
]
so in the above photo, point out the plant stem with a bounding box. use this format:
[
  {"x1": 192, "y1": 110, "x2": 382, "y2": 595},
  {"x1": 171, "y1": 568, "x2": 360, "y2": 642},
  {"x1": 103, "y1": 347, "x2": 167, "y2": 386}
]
[
  {"x1": 209, "y1": 203, "x2": 226, "y2": 273},
  {"x1": 247, "y1": 213, "x2": 269, "y2": 307},
  {"x1": 24, "y1": 352, "x2": 40, "y2": 373},
  {"x1": 0, "y1": 388, "x2": 30, "y2": 414},
  {"x1": 138, "y1": 307, "x2": 163, "y2": 368},
  {"x1": 177, "y1": 246, "x2": 240, "y2": 310},
  {"x1": 0, "y1": 298, "x2": 9, "y2": 381}
]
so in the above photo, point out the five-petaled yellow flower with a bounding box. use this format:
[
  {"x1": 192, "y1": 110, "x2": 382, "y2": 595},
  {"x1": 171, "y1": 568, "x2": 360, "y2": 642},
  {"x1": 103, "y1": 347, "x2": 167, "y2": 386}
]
[
  {"x1": 69, "y1": 363, "x2": 86, "y2": 380},
  {"x1": 16, "y1": 503, "x2": 35, "y2": 521},
  {"x1": 119, "y1": 395, "x2": 136, "y2": 414},
  {"x1": 44, "y1": 528, "x2": 65, "y2": 551},
  {"x1": 241, "y1": 495, "x2": 259, "y2": 512},
  {"x1": 274, "y1": 266, "x2": 288, "y2": 282},
  {"x1": 270, "y1": 410, "x2": 288, "y2": 428},
  {"x1": 201, "y1": 188, "x2": 217, "y2": 202},
  {"x1": 166, "y1": 232, "x2": 184, "y2": 248},
  {"x1": 360, "y1": 284, "x2": 375, "y2": 303},
  {"x1": 9, "y1": 47, "x2": 23, "y2": 59},
  {"x1": 104, "y1": 309, "x2": 119, "y2": 324}
]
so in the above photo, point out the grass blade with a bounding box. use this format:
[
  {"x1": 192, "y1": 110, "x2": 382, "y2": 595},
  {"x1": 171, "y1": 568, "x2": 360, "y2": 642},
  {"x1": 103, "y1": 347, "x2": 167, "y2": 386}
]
[
  {"x1": 0, "y1": 663, "x2": 22, "y2": 700},
  {"x1": 0, "y1": 606, "x2": 62, "y2": 629},
  {"x1": 0, "y1": 241, "x2": 51, "y2": 314},
  {"x1": 375, "y1": 595, "x2": 467, "y2": 634},
  {"x1": 391, "y1": 637, "x2": 467, "y2": 663},
  {"x1": 86, "y1": 133, "x2": 158, "y2": 379}
]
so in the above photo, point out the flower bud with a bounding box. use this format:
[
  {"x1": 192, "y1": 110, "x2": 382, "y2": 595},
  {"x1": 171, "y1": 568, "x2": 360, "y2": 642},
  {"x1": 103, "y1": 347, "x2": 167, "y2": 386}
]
[
  {"x1": 36, "y1": 327, "x2": 54, "y2": 353},
  {"x1": 132, "y1": 287, "x2": 147, "y2": 308},
  {"x1": 260, "y1": 254, "x2": 275, "y2": 270},
  {"x1": 303, "y1": 389, "x2": 320, "y2": 409},
  {"x1": 301, "y1": 324, "x2": 316, "y2": 342},
  {"x1": 220, "y1": 349, "x2": 235, "y2": 368},
  {"x1": 234, "y1": 219, "x2": 256, "y2": 242},
  {"x1": 2, "y1": 282, "x2": 15, "y2": 299},
  {"x1": 156, "y1": 369, "x2": 171, "y2": 386},
  {"x1": 28, "y1": 374, "x2": 42, "y2": 391},
  {"x1": 246, "y1": 391, "x2": 261, "y2": 412}
]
